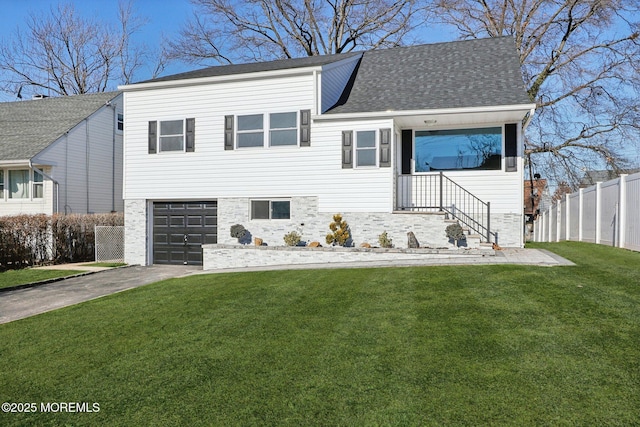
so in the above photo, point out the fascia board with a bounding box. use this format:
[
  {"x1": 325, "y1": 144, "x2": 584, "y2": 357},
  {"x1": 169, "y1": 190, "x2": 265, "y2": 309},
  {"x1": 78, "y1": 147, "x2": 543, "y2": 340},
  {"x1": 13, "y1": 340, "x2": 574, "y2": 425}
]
[
  {"x1": 313, "y1": 104, "x2": 538, "y2": 121},
  {"x1": 119, "y1": 67, "x2": 321, "y2": 92}
]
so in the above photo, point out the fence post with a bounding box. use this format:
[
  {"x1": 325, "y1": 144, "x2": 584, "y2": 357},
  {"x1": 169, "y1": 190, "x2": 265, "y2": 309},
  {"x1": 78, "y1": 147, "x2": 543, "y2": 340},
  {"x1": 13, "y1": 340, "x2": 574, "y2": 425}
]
[
  {"x1": 556, "y1": 201, "x2": 562, "y2": 242},
  {"x1": 595, "y1": 182, "x2": 602, "y2": 245},
  {"x1": 619, "y1": 174, "x2": 627, "y2": 249},
  {"x1": 578, "y1": 188, "x2": 584, "y2": 242},
  {"x1": 565, "y1": 193, "x2": 571, "y2": 241}
]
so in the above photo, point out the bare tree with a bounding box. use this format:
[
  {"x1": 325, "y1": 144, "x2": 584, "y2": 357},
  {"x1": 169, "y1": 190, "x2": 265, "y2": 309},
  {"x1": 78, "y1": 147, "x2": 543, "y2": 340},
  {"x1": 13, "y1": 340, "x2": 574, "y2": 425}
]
[
  {"x1": 431, "y1": 0, "x2": 640, "y2": 188},
  {"x1": 0, "y1": 1, "x2": 165, "y2": 99},
  {"x1": 169, "y1": 0, "x2": 422, "y2": 64}
]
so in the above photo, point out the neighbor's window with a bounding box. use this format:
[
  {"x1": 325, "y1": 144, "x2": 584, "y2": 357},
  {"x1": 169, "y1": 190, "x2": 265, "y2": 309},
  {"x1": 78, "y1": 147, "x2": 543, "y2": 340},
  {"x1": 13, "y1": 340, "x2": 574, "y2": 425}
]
[
  {"x1": 159, "y1": 120, "x2": 184, "y2": 152},
  {"x1": 251, "y1": 200, "x2": 291, "y2": 220},
  {"x1": 414, "y1": 127, "x2": 502, "y2": 172},
  {"x1": 356, "y1": 131, "x2": 376, "y2": 167},
  {"x1": 237, "y1": 114, "x2": 264, "y2": 148},
  {"x1": 117, "y1": 113, "x2": 124, "y2": 132},
  {"x1": 9, "y1": 170, "x2": 29, "y2": 199},
  {"x1": 269, "y1": 112, "x2": 297, "y2": 146},
  {"x1": 0, "y1": 170, "x2": 4, "y2": 197},
  {"x1": 33, "y1": 171, "x2": 43, "y2": 199}
]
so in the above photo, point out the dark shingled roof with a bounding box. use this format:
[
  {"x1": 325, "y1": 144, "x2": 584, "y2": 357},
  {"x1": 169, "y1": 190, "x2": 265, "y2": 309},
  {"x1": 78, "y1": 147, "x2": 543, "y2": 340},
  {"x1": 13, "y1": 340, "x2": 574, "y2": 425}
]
[
  {"x1": 140, "y1": 52, "x2": 361, "y2": 83},
  {"x1": 0, "y1": 92, "x2": 120, "y2": 161},
  {"x1": 327, "y1": 37, "x2": 532, "y2": 114}
]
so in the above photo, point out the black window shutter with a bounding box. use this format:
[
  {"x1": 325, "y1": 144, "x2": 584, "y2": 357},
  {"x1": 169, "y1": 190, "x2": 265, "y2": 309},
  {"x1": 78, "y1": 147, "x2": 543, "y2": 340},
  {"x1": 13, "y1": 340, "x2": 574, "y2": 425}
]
[
  {"x1": 379, "y1": 128, "x2": 391, "y2": 167},
  {"x1": 224, "y1": 115, "x2": 234, "y2": 150},
  {"x1": 300, "y1": 109, "x2": 311, "y2": 147},
  {"x1": 505, "y1": 123, "x2": 518, "y2": 172},
  {"x1": 148, "y1": 121, "x2": 157, "y2": 154},
  {"x1": 342, "y1": 131, "x2": 353, "y2": 169},
  {"x1": 186, "y1": 118, "x2": 195, "y2": 152},
  {"x1": 401, "y1": 129, "x2": 412, "y2": 174}
]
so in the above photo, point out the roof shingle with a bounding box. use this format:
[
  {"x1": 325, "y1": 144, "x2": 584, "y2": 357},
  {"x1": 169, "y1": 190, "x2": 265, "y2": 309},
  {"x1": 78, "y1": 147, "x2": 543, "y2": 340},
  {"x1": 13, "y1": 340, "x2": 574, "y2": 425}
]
[{"x1": 0, "y1": 92, "x2": 120, "y2": 161}]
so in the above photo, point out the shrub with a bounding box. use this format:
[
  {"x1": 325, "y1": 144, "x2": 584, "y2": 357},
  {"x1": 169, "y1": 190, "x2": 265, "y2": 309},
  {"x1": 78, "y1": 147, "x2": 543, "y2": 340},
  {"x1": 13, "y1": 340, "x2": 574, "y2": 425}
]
[
  {"x1": 445, "y1": 223, "x2": 466, "y2": 244},
  {"x1": 283, "y1": 231, "x2": 302, "y2": 246},
  {"x1": 230, "y1": 224, "x2": 247, "y2": 239},
  {"x1": 378, "y1": 231, "x2": 393, "y2": 248},
  {"x1": 0, "y1": 212, "x2": 123, "y2": 270},
  {"x1": 325, "y1": 214, "x2": 351, "y2": 246}
]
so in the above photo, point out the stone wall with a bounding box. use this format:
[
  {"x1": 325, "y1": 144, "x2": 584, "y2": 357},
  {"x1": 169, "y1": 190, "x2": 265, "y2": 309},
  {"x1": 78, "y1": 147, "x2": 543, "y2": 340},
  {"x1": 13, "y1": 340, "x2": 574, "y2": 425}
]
[
  {"x1": 124, "y1": 199, "x2": 147, "y2": 265},
  {"x1": 217, "y1": 196, "x2": 522, "y2": 248},
  {"x1": 203, "y1": 244, "x2": 494, "y2": 271}
]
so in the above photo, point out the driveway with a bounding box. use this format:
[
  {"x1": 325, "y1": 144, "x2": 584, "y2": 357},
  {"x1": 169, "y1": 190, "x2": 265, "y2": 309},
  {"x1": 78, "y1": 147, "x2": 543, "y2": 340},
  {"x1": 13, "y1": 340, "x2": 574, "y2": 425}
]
[{"x1": 0, "y1": 265, "x2": 200, "y2": 324}]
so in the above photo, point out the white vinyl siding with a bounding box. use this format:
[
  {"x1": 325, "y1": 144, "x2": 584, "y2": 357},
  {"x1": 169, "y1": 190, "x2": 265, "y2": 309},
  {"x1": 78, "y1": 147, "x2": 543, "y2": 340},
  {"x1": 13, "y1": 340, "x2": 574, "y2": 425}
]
[
  {"x1": 320, "y1": 55, "x2": 361, "y2": 113},
  {"x1": 26, "y1": 94, "x2": 124, "y2": 214}
]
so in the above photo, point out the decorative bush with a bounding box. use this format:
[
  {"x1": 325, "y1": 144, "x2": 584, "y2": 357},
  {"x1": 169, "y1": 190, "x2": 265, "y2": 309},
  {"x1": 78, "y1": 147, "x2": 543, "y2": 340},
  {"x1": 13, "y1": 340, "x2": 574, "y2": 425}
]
[
  {"x1": 378, "y1": 231, "x2": 393, "y2": 248},
  {"x1": 325, "y1": 214, "x2": 351, "y2": 246},
  {"x1": 445, "y1": 223, "x2": 466, "y2": 245},
  {"x1": 230, "y1": 224, "x2": 247, "y2": 239},
  {"x1": 283, "y1": 231, "x2": 302, "y2": 246}
]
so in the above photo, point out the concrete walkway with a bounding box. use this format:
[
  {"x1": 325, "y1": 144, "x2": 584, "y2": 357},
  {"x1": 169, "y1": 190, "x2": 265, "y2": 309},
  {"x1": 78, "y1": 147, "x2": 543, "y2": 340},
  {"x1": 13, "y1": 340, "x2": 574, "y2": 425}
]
[
  {"x1": 0, "y1": 248, "x2": 573, "y2": 325},
  {"x1": 0, "y1": 265, "x2": 199, "y2": 324}
]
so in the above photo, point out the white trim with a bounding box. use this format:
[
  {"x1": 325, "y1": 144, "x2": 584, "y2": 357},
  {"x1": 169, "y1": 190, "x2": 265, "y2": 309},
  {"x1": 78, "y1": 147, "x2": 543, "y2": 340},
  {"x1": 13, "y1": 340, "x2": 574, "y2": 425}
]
[
  {"x1": 119, "y1": 67, "x2": 320, "y2": 92},
  {"x1": 313, "y1": 104, "x2": 537, "y2": 121}
]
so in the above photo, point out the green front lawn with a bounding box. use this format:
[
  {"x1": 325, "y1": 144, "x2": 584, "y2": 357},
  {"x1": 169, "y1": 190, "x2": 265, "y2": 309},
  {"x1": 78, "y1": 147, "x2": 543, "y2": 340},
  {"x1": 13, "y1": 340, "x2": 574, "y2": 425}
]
[
  {"x1": 1, "y1": 242, "x2": 639, "y2": 426},
  {"x1": 0, "y1": 269, "x2": 83, "y2": 290}
]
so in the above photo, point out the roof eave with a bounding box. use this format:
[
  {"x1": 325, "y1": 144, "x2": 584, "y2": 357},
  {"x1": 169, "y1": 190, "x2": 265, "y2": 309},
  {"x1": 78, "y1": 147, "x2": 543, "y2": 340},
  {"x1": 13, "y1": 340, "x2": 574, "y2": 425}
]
[
  {"x1": 119, "y1": 66, "x2": 324, "y2": 92},
  {"x1": 314, "y1": 103, "x2": 538, "y2": 121}
]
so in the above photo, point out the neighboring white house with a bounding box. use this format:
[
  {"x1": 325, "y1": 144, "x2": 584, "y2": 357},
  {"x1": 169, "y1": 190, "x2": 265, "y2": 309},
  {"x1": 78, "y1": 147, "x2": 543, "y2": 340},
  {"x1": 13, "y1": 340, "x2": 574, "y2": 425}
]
[
  {"x1": 120, "y1": 37, "x2": 536, "y2": 266},
  {"x1": 0, "y1": 92, "x2": 124, "y2": 216}
]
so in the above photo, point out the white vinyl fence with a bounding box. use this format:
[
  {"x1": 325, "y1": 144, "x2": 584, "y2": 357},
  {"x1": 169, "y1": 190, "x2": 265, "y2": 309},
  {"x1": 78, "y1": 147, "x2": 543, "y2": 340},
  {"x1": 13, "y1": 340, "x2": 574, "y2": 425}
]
[{"x1": 533, "y1": 172, "x2": 640, "y2": 252}]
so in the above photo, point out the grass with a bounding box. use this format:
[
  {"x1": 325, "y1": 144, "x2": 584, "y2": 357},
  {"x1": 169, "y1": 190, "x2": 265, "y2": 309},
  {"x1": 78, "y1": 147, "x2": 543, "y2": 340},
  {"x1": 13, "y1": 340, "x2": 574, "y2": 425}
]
[
  {"x1": 1, "y1": 241, "x2": 639, "y2": 426},
  {"x1": 0, "y1": 269, "x2": 83, "y2": 290}
]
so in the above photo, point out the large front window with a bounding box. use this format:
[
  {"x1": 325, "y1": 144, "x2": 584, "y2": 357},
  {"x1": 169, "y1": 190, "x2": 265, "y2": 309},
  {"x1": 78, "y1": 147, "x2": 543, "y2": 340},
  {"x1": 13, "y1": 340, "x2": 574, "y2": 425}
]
[{"x1": 414, "y1": 127, "x2": 502, "y2": 172}]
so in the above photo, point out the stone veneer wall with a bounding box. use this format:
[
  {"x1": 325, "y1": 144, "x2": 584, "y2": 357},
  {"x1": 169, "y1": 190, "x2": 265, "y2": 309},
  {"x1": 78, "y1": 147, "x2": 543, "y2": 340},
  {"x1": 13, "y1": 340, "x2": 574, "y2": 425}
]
[
  {"x1": 203, "y1": 244, "x2": 494, "y2": 271},
  {"x1": 217, "y1": 196, "x2": 523, "y2": 249},
  {"x1": 124, "y1": 199, "x2": 148, "y2": 265},
  {"x1": 124, "y1": 196, "x2": 523, "y2": 265}
]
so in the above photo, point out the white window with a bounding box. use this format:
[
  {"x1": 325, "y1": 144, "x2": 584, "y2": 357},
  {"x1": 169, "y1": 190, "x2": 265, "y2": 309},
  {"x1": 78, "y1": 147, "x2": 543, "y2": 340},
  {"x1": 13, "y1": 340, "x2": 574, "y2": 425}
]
[
  {"x1": 9, "y1": 170, "x2": 30, "y2": 199},
  {"x1": 159, "y1": 120, "x2": 184, "y2": 152},
  {"x1": 237, "y1": 112, "x2": 298, "y2": 148},
  {"x1": 269, "y1": 112, "x2": 297, "y2": 146},
  {"x1": 237, "y1": 114, "x2": 264, "y2": 148},
  {"x1": 117, "y1": 113, "x2": 124, "y2": 132},
  {"x1": 251, "y1": 200, "x2": 291, "y2": 220},
  {"x1": 356, "y1": 131, "x2": 377, "y2": 167},
  {"x1": 33, "y1": 171, "x2": 43, "y2": 198}
]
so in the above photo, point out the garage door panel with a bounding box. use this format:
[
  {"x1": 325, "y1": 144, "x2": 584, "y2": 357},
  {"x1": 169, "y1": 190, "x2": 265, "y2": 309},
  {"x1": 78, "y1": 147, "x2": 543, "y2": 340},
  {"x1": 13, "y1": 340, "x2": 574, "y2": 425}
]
[{"x1": 153, "y1": 201, "x2": 217, "y2": 265}]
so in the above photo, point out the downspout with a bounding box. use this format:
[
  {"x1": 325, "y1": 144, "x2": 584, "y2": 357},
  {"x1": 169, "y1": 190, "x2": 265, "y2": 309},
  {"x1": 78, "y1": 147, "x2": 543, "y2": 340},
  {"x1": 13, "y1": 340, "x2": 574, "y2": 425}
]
[
  {"x1": 85, "y1": 118, "x2": 90, "y2": 214},
  {"x1": 29, "y1": 159, "x2": 59, "y2": 214}
]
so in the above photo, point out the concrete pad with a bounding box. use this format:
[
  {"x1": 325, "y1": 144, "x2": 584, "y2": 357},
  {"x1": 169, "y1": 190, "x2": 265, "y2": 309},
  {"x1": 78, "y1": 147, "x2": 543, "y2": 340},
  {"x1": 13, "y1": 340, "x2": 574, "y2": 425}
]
[{"x1": 0, "y1": 265, "x2": 199, "y2": 324}]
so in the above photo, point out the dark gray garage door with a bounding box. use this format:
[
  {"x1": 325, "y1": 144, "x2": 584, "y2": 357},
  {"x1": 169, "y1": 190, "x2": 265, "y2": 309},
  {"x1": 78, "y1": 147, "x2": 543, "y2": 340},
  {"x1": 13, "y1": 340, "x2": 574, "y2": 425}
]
[{"x1": 153, "y1": 201, "x2": 217, "y2": 265}]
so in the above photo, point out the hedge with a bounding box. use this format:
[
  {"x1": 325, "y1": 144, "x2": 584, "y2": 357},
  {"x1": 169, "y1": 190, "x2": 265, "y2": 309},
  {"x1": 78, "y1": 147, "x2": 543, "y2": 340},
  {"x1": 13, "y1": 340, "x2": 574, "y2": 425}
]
[{"x1": 0, "y1": 213, "x2": 124, "y2": 271}]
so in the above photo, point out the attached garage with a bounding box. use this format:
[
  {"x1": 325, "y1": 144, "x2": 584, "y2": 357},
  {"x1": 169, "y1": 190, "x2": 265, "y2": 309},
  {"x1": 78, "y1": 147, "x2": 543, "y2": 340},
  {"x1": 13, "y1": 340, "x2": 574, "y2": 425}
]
[{"x1": 153, "y1": 201, "x2": 217, "y2": 265}]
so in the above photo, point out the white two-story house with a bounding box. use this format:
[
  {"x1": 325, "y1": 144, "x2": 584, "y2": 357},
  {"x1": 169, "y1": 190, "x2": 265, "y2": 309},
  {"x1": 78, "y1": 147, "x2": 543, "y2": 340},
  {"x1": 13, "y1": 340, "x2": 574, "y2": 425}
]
[
  {"x1": 120, "y1": 37, "x2": 535, "y2": 265},
  {"x1": 0, "y1": 92, "x2": 124, "y2": 216}
]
